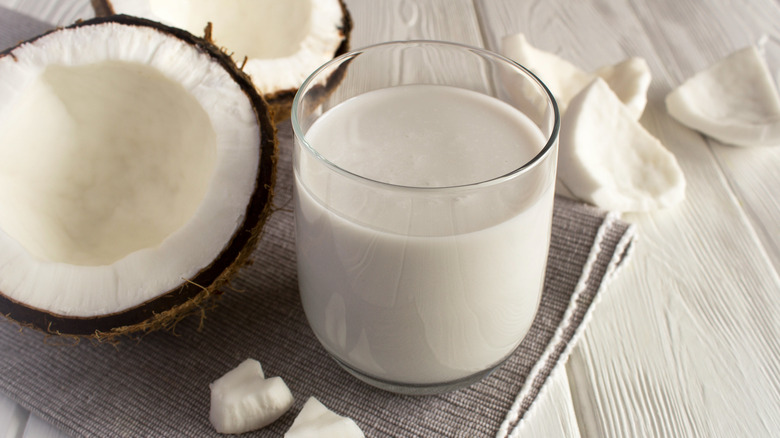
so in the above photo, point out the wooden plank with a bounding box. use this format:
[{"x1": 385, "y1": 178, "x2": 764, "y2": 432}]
[
  {"x1": 473, "y1": 0, "x2": 644, "y2": 71},
  {"x1": 578, "y1": 2, "x2": 780, "y2": 436},
  {"x1": 0, "y1": 393, "x2": 29, "y2": 438},
  {"x1": 627, "y1": 0, "x2": 780, "y2": 274},
  {"x1": 475, "y1": 0, "x2": 780, "y2": 436},
  {"x1": 344, "y1": 0, "x2": 483, "y2": 47},
  {"x1": 0, "y1": 0, "x2": 92, "y2": 26},
  {"x1": 518, "y1": 366, "x2": 582, "y2": 438},
  {"x1": 22, "y1": 415, "x2": 65, "y2": 438},
  {"x1": 329, "y1": 0, "x2": 492, "y2": 117},
  {"x1": 711, "y1": 144, "x2": 780, "y2": 271}
]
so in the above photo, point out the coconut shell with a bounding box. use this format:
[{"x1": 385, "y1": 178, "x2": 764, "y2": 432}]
[
  {"x1": 0, "y1": 15, "x2": 277, "y2": 341},
  {"x1": 91, "y1": 0, "x2": 354, "y2": 124}
]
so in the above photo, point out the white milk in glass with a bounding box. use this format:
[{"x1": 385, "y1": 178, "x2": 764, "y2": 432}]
[{"x1": 294, "y1": 84, "x2": 554, "y2": 385}]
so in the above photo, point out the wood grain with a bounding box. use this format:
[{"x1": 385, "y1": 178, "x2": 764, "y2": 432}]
[
  {"x1": 628, "y1": 0, "x2": 780, "y2": 273},
  {"x1": 712, "y1": 144, "x2": 780, "y2": 271},
  {"x1": 346, "y1": 0, "x2": 483, "y2": 47},
  {"x1": 517, "y1": 366, "x2": 582, "y2": 438},
  {"x1": 0, "y1": 0, "x2": 92, "y2": 25},
  {"x1": 476, "y1": 0, "x2": 780, "y2": 436}
]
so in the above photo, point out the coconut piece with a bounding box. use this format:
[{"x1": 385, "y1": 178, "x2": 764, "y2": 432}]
[
  {"x1": 210, "y1": 359, "x2": 294, "y2": 434},
  {"x1": 285, "y1": 397, "x2": 364, "y2": 438},
  {"x1": 595, "y1": 57, "x2": 652, "y2": 121},
  {"x1": 559, "y1": 78, "x2": 686, "y2": 212},
  {"x1": 501, "y1": 33, "x2": 591, "y2": 115},
  {"x1": 666, "y1": 44, "x2": 780, "y2": 147},
  {"x1": 0, "y1": 16, "x2": 276, "y2": 340},
  {"x1": 501, "y1": 33, "x2": 651, "y2": 119},
  {"x1": 92, "y1": 0, "x2": 353, "y2": 123}
]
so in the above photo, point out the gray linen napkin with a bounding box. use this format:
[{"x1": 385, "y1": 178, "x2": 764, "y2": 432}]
[{"x1": 0, "y1": 8, "x2": 636, "y2": 437}]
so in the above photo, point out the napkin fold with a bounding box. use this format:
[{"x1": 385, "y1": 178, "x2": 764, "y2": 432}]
[{"x1": 0, "y1": 9, "x2": 636, "y2": 437}]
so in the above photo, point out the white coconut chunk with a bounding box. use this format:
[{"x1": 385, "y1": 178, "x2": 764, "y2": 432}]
[
  {"x1": 285, "y1": 397, "x2": 364, "y2": 438},
  {"x1": 210, "y1": 359, "x2": 294, "y2": 435},
  {"x1": 595, "y1": 57, "x2": 652, "y2": 120},
  {"x1": 559, "y1": 78, "x2": 686, "y2": 212},
  {"x1": 501, "y1": 33, "x2": 651, "y2": 119},
  {"x1": 666, "y1": 44, "x2": 780, "y2": 147}
]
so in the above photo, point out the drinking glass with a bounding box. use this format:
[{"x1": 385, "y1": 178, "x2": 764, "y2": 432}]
[{"x1": 291, "y1": 40, "x2": 559, "y2": 394}]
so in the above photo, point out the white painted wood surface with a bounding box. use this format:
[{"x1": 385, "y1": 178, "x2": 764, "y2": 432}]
[
  {"x1": 0, "y1": 0, "x2": 90, "y2": 25},
  {"x1": 473, "y1": 2, "x2": 780, "y2": 436},
  {"x1": 1, "y1": 0, "x2": 779, "y2": 437}
]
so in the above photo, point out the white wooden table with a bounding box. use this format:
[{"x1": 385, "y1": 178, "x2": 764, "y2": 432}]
[{"x1": 2, "y1": 0, "x2": 779, "y2": 436}]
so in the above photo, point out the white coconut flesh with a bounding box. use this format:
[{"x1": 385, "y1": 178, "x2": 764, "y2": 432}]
[
  {"x1": 559, "y1": 78, "x2": 686, "y2": 212},
  {"x1": 0, "y1": 22, "x2": 261, "y2": 318},
  {"x1": 501, "y1": 33, "x2": 651, "y2": 119},
  {"x1": 666, "y1": 44, "x2": 780, "y2": 147},
  {"x1": 286, "y1": 397, "x2": 364, "y2": 438},
  {"x1": 106, "y1": 0, "x2": 347, "y2": 96}
]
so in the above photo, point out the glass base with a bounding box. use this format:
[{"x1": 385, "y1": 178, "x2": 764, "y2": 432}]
[{"x1": 333, "y1": 356, "x2": 501, "y2": 396}]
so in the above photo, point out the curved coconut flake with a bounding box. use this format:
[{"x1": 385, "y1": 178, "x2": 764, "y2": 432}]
[
  {"x1": 595, "y1": 57, "x2": 652, "y2": 120},
  {"x1": 666, "y1": 44, "x2": 780, "y2": 147},
  {"x1": 501, "y1": 33, "x2": 651, "y2": 119},
  {"x1": 0, "y1": 16, "x2": 276, "y2": 338},
  {"x1": 559, "y1": 78, "x2": 686, "y2": 212},
  {"x1": 501, "y1": 33, "x2": 592, "y2": 114},
  {"x1": 95, "y1": 0, "x2": 352, "y2": 123}
]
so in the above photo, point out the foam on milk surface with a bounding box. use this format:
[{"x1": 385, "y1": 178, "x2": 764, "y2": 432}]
[{"x1": 295, "y1": 85, "x2": 553, "y2": 384}]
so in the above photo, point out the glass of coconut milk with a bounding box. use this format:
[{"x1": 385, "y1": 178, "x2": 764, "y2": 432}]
[{"x1": 291, "y1": 41, "x2": 559, "y2": 394}]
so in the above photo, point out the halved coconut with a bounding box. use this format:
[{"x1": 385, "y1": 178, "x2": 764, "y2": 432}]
[
  {"x1": 0, "y1": 15, "x2": 276, "y2": 340},
  {"x1": 92, "y1": 0, "x2": 353, "y2": 123}
]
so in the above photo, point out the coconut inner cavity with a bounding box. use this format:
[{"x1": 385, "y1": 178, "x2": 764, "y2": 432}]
[
  {"x1": 0, "y1": 60, "x2": 216, "y2": 266},
  {"x1": 151, "y1": 0, "x2": 313, "y2": 59}
]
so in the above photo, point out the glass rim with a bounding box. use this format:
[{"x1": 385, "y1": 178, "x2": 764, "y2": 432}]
[{"x1": 291, "y1": 39, "x2": 560, "y2": 192}]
